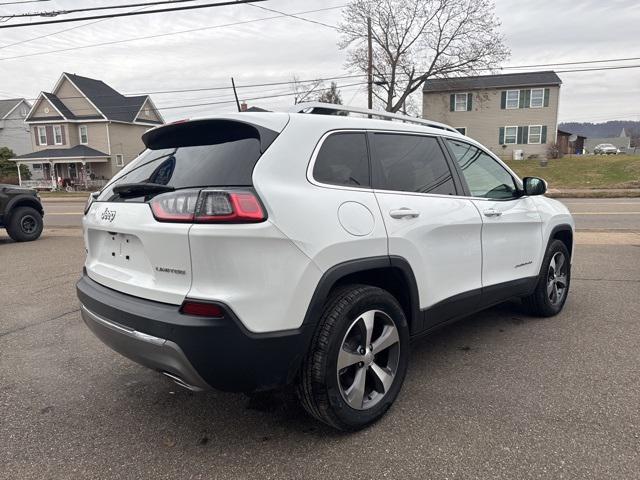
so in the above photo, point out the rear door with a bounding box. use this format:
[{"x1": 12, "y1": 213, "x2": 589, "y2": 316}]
[
  {"x1": 443, "y1": 138, "x2": 544, "y2": 295},
  {"x1": 84, "y1": 117, "x2": 287, "y2": 305},
  {"x1": 370, "y1": 132, "x2": 483, "y2": 330}
]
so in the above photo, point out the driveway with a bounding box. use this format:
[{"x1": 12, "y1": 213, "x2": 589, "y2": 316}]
[{"x1": 0, "y1": 227, "x2": 638, "y2": 479}]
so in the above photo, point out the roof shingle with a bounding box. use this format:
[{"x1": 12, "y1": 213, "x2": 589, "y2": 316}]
[
  {"x1": 0, "y1": 98, "x2": 26, "y2": 119},
  {"x1": 13, "y1": 145, "x2": 109, "y2": 160},
  {"x1": 422, "y1": 71, "x2": 562, "y2": 93}
]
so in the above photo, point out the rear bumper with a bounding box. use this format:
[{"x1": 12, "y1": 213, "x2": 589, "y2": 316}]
[{"x1": 76, "y1": 274, "x2": 314, "y2": 393}]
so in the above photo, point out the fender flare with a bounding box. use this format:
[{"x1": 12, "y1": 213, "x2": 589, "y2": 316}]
[
  {"x1": 537, "y1": 223, "x2": 574, "y2": 277},
  {"x1": 4, "y1": 194, "x2": 44, "y2": 218},
  {"x1": 301, "y1": 255, "x2": 421, "y2": 333},
  {"x1": 547, "y1": 223, "x2": 573, "y2": 251}
]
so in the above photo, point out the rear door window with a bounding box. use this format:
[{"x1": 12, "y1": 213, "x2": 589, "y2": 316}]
[
  {"x1": 312, "y1": 132, "x2": 370, "y2": 188},
  {"x1": 371, "y1": 133, "x2": 456, "y2": 195}
]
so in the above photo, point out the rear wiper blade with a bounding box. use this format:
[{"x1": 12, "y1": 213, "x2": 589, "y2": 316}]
[{"x1": 112, "y1": 182, "x2": 175, "y2": 198}]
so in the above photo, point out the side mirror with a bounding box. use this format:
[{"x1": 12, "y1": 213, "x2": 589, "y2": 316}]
[{"x1": 523, "y1": 177, "x2": 547, "y2": 196}]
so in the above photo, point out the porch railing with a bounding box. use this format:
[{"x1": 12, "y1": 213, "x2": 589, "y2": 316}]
[{"x1": 21, "y1": 179, "x2": 55, "y2": 190}]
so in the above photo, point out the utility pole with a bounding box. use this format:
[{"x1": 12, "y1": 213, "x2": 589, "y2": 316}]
[
  {"x1": 367, "y1": 16, "x2": 373, "y2": 113},
  {"x1": 231, "y1": 77, "x2": 241, "y2": 112}
]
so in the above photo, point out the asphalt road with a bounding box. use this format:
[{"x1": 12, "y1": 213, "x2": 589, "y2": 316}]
[
  {"x1": 1, "y1": 223, "x2": 639, "y2": 478},
  {"x1": 41, "y1": 198, "x2": 640, "y2": 231}
]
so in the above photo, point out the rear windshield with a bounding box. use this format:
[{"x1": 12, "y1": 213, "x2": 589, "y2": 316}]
[{"x1": 97, "y1": 120, "x2": 271, "y2": 203}]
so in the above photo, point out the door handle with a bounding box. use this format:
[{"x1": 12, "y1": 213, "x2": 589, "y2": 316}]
[
  {"x1": 390, "y1": 208, "x2": 420, "y2": 219},
  {"x1": 483, "y1": 208, "x2": 502, "y2": 217}
]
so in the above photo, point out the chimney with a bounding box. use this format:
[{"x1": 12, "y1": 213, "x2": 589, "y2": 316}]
[{"x1": 240, "y1": 102, "x2": 248, "y2": 112}]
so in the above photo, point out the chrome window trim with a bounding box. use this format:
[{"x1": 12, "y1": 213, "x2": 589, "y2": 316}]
[{"x1": 306, "y1": 128, "x2": 524, "y2": 202}]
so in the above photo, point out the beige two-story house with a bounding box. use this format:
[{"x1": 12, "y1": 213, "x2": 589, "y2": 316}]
[
  {"x1": 422, "y1": 71, "x2": 562, "y2": 160},
  {"x1": 11, "y1": 72, "x2": 164, "y2": 189}
]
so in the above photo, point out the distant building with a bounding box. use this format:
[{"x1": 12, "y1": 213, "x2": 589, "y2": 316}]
[
  {"x1": 422, "y1": 71, "x2": 562, "y2": 159},
  {"x1": 10, "y1": 73, "x2": 164, "y2": 189},
  {"x1": 584, "y1": 129, "x2": 631, "y2": 154},
  {"x1": 0, "y1": 98, "x2": 32, "y2": 156},
  {"x1": 557, "y1": 129, "x2": 586, "y2": 155}
]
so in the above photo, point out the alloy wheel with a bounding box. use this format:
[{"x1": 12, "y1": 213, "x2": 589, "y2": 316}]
[
  {"x1": 547, "y1": 252, "x2": 568, "y2": 306},
  {"x1": 336, "y1": 310, "x2": 401, "y2": 411},
  {"x1": 20, "y1": 215, "x2": 37, "y2": 234}
]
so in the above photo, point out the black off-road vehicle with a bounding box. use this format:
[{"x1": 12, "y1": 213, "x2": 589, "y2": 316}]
[{"x1": 0, "y1": 184, "x2": 44, "y2": 242}]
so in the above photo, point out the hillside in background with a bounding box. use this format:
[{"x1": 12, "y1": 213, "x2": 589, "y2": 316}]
[{"x1": 559, "y1": 120, "x2": 640, "y2": 139}]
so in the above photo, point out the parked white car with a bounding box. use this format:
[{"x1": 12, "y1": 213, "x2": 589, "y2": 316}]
[
  {"x1": 77, "y1": 103, "x2": 574, "y2": 431},
  {"x1": 594, "y1": 143, "x2": 620, "y2": 155}
]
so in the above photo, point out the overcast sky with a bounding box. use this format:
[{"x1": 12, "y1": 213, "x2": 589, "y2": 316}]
[{"x1": 1, "y1": 0, "x2": 638, "y2": 123}]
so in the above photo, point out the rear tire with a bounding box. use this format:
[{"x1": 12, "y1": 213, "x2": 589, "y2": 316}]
[
  {"x1": 523, "y1": 239, "x2": 571, "y2": 317},
  {"x1": 6, "y1": 206, "x2": 43, "y2": 242},
  {"x1": 297, "y1": 285, "x2": 410, "y2": 431}
]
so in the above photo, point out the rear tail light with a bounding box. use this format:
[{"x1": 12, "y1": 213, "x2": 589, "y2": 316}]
[
  {"x1": 149, "y1": 189, "x2": 266, "y2": 223},
  {"x1": 180, "y1": 300, "x2": 224, "y2": 318}
]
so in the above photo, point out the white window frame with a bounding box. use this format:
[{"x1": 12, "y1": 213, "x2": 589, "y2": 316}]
[
  {"x1": 530, "y1": 88, "x2": 544, "y2": 108},
  {"x1": 53, "y1": 125, "x2": 63, "y2": 145},
  {"x1": 79, "y1": 125, "x2": 89, "y2": 145},
  {"x1": 528, "y1": 125, "x2": 542, "y2": 144},
  {"x1": 115, "y1": 154, "x2": 124, "y2": 167},
  {"x1": 504, "y1": 126, "x2": 518, "y2": 144},
  {"x1": 37, "y1": 126, "x2": 47, "y2": 145},
  {"x1": 505, "y1": 90, "x2": 520, "y2": 109},
  {"x1": 455, "y1": 127, "x2": 467, "y2": 135},
  {"x1": 454, "y1": 93, "x2": 468, "y2": 112}
]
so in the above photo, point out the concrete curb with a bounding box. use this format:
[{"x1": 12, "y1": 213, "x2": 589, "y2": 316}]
[
  {"x1": 40, "y1": 196, "x2": 89, "y2": 203},
  {"x1": 547, "y1": 189, "x2": 640, "y2": 198}
]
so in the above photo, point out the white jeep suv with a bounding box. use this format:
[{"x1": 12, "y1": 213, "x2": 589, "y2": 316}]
[{"x1": 77, "y1": 103, "x2": 574, "y2": 431}]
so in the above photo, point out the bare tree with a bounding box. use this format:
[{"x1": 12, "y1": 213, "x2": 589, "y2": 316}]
[
  {"x1": 339, "y1": 0, "x2": 509, "y2": 112},
  {"x1": 290, "y1": 75, "x2": 325, "y2": 104},
  {"x1": 317, "y1": 81, "x2": 344, "y2": 105}
]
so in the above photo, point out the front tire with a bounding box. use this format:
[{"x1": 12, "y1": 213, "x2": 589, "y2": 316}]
[
  {"x1": 297, "y1": 285, "x2": 410, "y2": 431},
  {"x1": 6, "y1": 206, "x2": 43, "y2": 242},
  {"x1": 523, "y1": 239, "x2": 571, "y2": 317}
]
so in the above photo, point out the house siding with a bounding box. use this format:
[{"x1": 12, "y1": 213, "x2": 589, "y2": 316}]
[
  {"x1": 31, "y1": 98, "x2": 61, "y2": 119},
  {"x1": 136, "y1": 100, "x2": 162, "y2": 123},
  {"x1": 107, "y1": 123, "x2": 149, "y2": 177},
  {"x1": 423, "y1": 85, "x2": 560, "y2": 160},
  {"x1": 30, "y1": 122, "x2": 109, "y2": 153},
  {"x1": 0, "y1": 112, "x2": 32, "y2": 156},
  {"x1": 56, "y1": 78, "x2": 101, "y2": 117}
]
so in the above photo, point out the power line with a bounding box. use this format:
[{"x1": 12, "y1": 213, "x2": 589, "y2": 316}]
[
  {"x1": 0, "y1": 81, "x2": 368, "y2": 122},
  {"x1": 5, "y1": 60, "x2": 640, "y2": 104},
  {"x1": 550, "y1": 64, "x2": 640, "y2": 74},
  {"x1": 246, "y1": 3, "x2": 338, "y2": 30},
  {"x1": 1, "y1": 0, "x2": 199, "y2": 19},
  {"x1": 0, "y1": 0, "x2": 49, "y2": 5},
  {"x1": 0, "y1": 5, "x2": 347, "y2": 60},
  {"x1": 500, "y1": 56, "x2": 640, "y2": 70},
  {"x1": 0, "y1": 0, "x2": 266, "y2": 29},
  {"x1": 0, "y1": 4, "x2": 153, "y2": 50}
]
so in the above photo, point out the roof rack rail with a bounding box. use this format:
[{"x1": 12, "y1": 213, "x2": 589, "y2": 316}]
[{"x1": 289, "y1": 102, "x2": 459, "y2": 134}]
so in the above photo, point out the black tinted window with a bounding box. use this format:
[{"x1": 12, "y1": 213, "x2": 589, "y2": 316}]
[
  {"x1": 372, "y1": 134, "x2": 456, "y2": 195},
  {"x1": 446, "y1": 139, "x2": 518, "y2": 199},
  {"x1": 313, "y1": 132, "x2": 370, "y2": 187},
  {"x1": 98, "y1": 139, "x2": 261, "y2": 203}
]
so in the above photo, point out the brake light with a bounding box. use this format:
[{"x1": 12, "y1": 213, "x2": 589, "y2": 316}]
[
  {"x1": 149, "y1": 189, "x2": 266, "y2": 223},
  {"x1": 196, "y1": 191, "x2": 265, "y2": 222},
  {"x1": 180, "y1": 300, "x2": 224, "y2": 318},
  {"x1": 149, "y1": 189, "x2": 198, "y2": 223}
]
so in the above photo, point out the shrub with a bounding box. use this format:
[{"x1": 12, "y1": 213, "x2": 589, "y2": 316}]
[{"x1": 546, "y1": 142, "x2": 563, "y2": 159}]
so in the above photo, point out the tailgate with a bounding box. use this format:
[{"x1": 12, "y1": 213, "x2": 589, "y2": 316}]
[{"x1": 84, "y1": 202, "x2": 192, "y2": 305}]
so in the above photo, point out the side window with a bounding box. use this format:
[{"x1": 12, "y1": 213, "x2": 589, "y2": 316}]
[
  {"x1": 372, "y1": 133, "x2": 456, "y2": 195},
  {"x1": 313, "y1": 132, "x2": 370, "y2": 187},
  {"x1": 446, "y1": 139, "x2": 518, "y2": 200}
]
